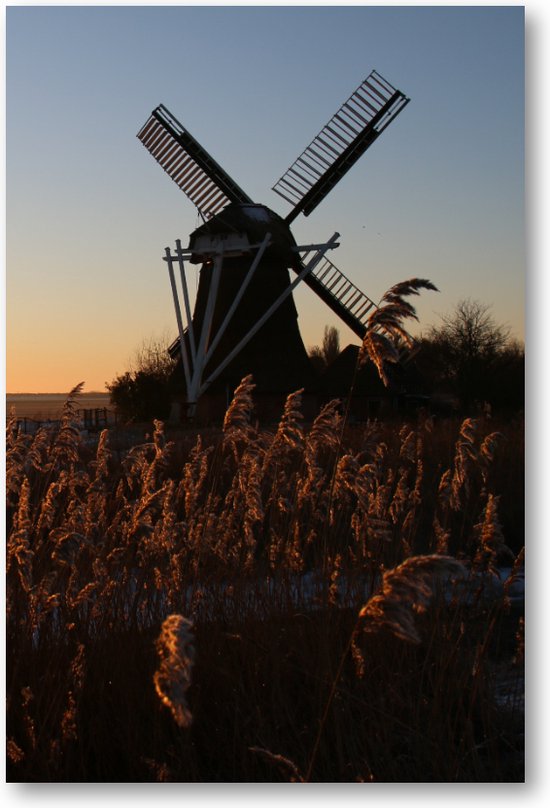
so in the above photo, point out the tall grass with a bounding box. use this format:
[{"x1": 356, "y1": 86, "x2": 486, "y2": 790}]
[{"x1": 6, "y1": 284, "x2": 524, "y2": 782}]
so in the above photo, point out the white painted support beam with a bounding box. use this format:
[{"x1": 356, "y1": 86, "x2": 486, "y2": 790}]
[
  {"x1": 293, "y1": 240, "x2": 340, "y2": 253},
  {"x1": 164, "y1": 247, "x2": 192, "y2": 393},
  {"x1": 203, "y1": 233, "x2": 272, "y2": 366},
  {"x1": 187, "y1": 252, "x2": 223, "y2": 404},
  {"x1": 163, "y1": 237, "x2": 274, "y2": 413},
  {"x1": 174, "y1": 239, "x2": 197, "y2": 364}
]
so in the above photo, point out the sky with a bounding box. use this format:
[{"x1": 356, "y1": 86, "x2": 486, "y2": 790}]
[{"x1": 5, "y1": 2, "x2": 526, "y2": 393}]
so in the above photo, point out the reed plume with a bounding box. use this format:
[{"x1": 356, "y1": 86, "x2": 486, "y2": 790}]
[
  {"x1": 359, "y1": 278, "x2": 438, "y2": 384},
  {"x1": 450, "y1": 417, "x2": 478, "y2": 509},
  {"x1": 358, "y1": 554, "x2": 466, "y2": 644},
  {"x1": 51, "y1": 382, "x2": 85, "y2": 469},
  {"x1": 306, "y1": 398, "x2": 343, "y2": 454},
  {"x1": 153, "y1": 614, "x2": 195, "y2": 728},
  {"x1": 473, "y1": 493, "x2": 514, "y2": 573},
  {"x1": 6, "y1": 417, "x2": 32, "y2": 507},
  {"x1": 273, "y1": 388, "x2": 304, "y2": 451},
  {"x1": 223, "y1": 374, "x2": 256, "y2": 442},
  {"x1": 263, "y1": 388, "x2": 304, "y2": 471}
]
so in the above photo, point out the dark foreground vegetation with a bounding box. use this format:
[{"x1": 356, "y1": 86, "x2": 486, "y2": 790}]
[
  {"x1": 107, "y1": 298, "x2": 524, "y2": 425},
  {"x1": 6, "y1": 380, "x2": 524, "y2": 782}
]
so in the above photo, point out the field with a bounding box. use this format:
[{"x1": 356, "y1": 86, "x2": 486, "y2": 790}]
[
  {"x1": 7, "y1": 392, "x2": 112, "y2": 420},
  {"x1": 5, "y1": 377, "x2": 525, "y2": 783}
]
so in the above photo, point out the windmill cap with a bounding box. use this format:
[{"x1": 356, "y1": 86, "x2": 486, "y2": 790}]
[{"x1": 188, "y1": 203, "x2": 297, "y2": 264}]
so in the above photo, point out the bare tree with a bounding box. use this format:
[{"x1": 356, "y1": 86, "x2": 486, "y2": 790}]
[
  {"x1": 421, "y1": 299, "x2": 518, "y2": 411},
  {"x1": 129, "y1": 330, "x2": 177, "y2": 377},
  {"x1": 431, "y1": 299, "x2": 510, "y2": 360}
]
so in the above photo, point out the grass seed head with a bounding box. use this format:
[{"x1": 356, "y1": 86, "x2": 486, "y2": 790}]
[{"x1": 154, "y1": 614, "x2": 195, "y2": 728}]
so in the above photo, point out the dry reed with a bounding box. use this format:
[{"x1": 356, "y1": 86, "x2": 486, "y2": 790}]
[{"x1": 153, "y1": 614, "x2": 195, "y2": 728}]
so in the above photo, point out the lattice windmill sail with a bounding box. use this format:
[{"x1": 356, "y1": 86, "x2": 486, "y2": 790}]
[
  {"x1": 138, "y1": 104, "x2": 253, "y2": 219},
  {"x1": 272, "y1": 71, "x2": 409, "y2": 224},
  {"x1": 137, "y1": 69, "x2": 410, "y2": 417}
]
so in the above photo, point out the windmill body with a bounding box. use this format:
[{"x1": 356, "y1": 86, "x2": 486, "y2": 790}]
[
  {"x1": 137, "y1": 70, "x2": 410, "y2": 418},
  {"x1": 186, "y1": 203, "x2": 316, "y2": 396}
]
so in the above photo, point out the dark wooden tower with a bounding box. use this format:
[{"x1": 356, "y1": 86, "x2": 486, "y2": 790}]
[
  {"x1": 137, "y1": 70, "x2": 410, "y2": 415},
  {"x1": 185, "y1": 203, "x2": 316, "y2": 396}
]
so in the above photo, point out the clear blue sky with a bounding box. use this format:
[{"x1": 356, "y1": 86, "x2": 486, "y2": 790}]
[{"x1": 6, "y1": 3, "x2": 525, "y2": 392}]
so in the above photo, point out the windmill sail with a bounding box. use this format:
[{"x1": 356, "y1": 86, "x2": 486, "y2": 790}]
[
  {"x1": 137, "y1": 104, "x2": 253, "y2": 220},
  {"x1": 291, "y1": 252, "x2": 376, "y2": 340},
  {"x1": 272, "y1": 70, "x2": 409, "y2": 223},
  {"x1": 291, "y1": 252, "x2": 418, "y2": 360}
]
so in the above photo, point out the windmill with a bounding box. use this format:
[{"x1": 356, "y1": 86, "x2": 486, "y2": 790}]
[{"x1": 137, "y1": 70, "x2": 409, "y2": 418}]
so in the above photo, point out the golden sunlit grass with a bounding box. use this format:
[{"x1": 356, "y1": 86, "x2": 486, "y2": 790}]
[{"x1": 6, "y1": 280, "x2": 524, "y2": 782}]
